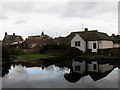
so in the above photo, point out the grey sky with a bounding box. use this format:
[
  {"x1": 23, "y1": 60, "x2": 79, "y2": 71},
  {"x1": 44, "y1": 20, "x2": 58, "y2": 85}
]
[{"x1": 0, "y1": 0, "x2": 119, "y2": 40}]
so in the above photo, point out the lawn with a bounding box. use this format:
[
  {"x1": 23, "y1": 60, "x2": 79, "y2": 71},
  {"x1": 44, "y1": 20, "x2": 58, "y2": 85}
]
[{"x1": 17, "y1": 54, "x2": 54, "y2": 61}]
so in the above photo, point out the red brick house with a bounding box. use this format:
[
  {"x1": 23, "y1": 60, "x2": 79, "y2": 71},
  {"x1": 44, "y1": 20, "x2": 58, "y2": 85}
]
[
  {"x1": 23, "y1": 38, "x2": 44, "y2": 49},
  {"x1": 23, "y1": 32, "x2": 53, "y2": 53}
]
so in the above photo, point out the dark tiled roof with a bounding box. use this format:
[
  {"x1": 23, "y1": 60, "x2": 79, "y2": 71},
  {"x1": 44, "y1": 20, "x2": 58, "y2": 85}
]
[
  {"x1": 24, "y1": 38, "x2": 43, "y2": 45},
  {"x1": 111, "y1": 35, "x2": 120, "y2": 43},
  {"x1": 3, "y1": 35, "x2": 24, "y2": 45},
  {"x1": 53, "y1": 37, "x2": 68, "y2": 45},
  {"x1": 43, "y1": 38, "x2": 53, "y2": 45},
  {"x1": 28, "y1": 34, "x2": 53, "y2": 40},
  {"x1": 89, "y1": 69, "x2": 113, "y2": 81},
  {"x1": 67, "y1": 30, "x2": 111, "y2": 41},
  {"x1": 27, "y1": 34, "x2": 53, "y2": 45}
]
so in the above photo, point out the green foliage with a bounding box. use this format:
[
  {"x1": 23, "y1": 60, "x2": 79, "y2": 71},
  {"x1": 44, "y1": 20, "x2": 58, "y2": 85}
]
[{"x1": 11, "y1": 46, "x2": 23, "y2": 55}]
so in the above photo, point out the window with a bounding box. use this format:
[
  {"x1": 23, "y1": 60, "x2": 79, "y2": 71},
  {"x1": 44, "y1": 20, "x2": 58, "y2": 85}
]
[
  {"x1": 78, "y1": 41, "x2": 80, "y2": 46},
  {"x1": 93, "y1": 43, "x2": 96, "y2": 49},
  {"x1": 75, "y1": 41, "x2": 77, "y2": 46},
  {"x1": 75, "y1": 41, "x2": 80, "y2": 46},
  {"x1": 93, "y1": 64, "x2": 97, "y2": 70}
]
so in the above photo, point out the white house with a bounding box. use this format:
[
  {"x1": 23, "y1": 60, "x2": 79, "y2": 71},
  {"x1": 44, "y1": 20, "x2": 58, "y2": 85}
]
[
  {"x1": 71, "y1": 28, "x2": 113, "y2": 53},
  {"x1": 88, "y1": 61, "x2": 114, "y2": 73},
  {"x1": 72, "y1": 59, "x2": 114, "y2": 74},
  {"x1": 72, "y1": 59, "x2": 86, "y2": 74}
]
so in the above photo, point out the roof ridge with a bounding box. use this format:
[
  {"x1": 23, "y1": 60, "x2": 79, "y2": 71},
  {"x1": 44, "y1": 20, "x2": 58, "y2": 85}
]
[
  {"x1": 72, "y1": 30, "x2": 98, "y2": 33},
  {"x1": 7, "y1": 35, "x2": 21, "y2": 37}
]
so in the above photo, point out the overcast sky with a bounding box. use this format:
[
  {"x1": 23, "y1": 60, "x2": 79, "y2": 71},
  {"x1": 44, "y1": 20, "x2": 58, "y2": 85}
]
[{"x1": 0, "y1": 0, "x2": 119, "y2": 40}]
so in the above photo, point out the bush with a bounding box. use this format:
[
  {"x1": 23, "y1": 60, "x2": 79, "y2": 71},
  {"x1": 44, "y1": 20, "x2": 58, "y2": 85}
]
[
  {"x1": 39, "y1": 44, "x2": 70, "y2": 54},
  {"x1": 11, "y1": 46, "x2": 23, "y2": 55},
  {"x1": 2, "y1": 45, "x2": 10, "y2": 61},
  {"x1": 64, "y1": 47, "x2": 83, "y2": 57}
]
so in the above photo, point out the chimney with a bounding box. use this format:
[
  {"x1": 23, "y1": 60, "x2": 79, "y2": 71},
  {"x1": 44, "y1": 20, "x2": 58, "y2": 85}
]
[
  {"x1": 41, "y1": 31, "x2": 44, "y2": 36},
  {"x1": 84, "y1": 28, "x2": 88, "y2": 32},
  {"x1": 13, "y1": 33, "x2": 15, "y2": 36},
  {"x1": 5, "y1": 32, "x2": 7, "y2": 36},
  {"x1": 111, "y1": 34, "x2": 115, "y2": 37}
]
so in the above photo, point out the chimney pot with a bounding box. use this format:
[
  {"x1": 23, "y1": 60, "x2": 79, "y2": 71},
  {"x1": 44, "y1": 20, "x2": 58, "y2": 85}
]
[
  {"x1": 112, "y1": 34, "x2": 115, "y2": 37},
  {"x1": 5, "y1": 32, "x2": 7, "y2": 36},
  {"x1": 13, "y1": 33, "x2": 15, "y2": 36},
  {"x1": 84, "y1": 28, "x2": 88, "y2": 31}
]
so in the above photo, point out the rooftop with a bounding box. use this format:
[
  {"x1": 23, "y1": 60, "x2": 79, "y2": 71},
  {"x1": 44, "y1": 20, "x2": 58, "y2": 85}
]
[
  {"x1": 67, "y1": 28, "x2": 111, "y2": 41},
  {"x1": 3, "y1": 32, "x2": 24, "y2": 45}
]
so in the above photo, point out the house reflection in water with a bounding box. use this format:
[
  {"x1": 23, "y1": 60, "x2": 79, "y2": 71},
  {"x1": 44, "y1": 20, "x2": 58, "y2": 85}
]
[{"x1": 64, "y1": 57, "x2": 114, "y2": 83}]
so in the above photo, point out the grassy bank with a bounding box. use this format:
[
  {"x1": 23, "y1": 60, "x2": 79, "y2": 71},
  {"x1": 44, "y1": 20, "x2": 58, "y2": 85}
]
[{"x1": 14, "y1": 54, "x2": 54, "y2": 61}]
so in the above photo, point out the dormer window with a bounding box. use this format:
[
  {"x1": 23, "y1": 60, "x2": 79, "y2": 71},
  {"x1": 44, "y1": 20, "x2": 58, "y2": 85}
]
[{"x1": 75, "y1": 41, "x2": 80, "y2": 46}]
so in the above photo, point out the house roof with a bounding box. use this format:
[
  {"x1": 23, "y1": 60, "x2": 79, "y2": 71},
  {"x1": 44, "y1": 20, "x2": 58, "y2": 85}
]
[
  {"x1": 10, "y1": 41, "x2": 24, "y2": 45},
  {"x1": 3, "y1": 34, "x2": 24, "y2": 45},
  {"x1": 111, "y1": 35, "x2": 120, "y2": 43},
  {"x1": 26, "y1": 34, "x2": 53, "y2": 45},
  {"x1": 53, "y1": 37, "x2": 68, "y2": 44},
  {"x1": 28, "y1": 34, "x2": 53, "y2": 40},
  {"x1": 64, "y1": 72, "x2": 82, "y2": 83},
  {"x1": 24, "y1": 38, "x2": 43, "y2": 45},
  {"x1": 67, "y1": 30, "x2": 111, "y2": 41},
  {"x1": 89, "y1": 69, "x2": 113, "y2": 81}
]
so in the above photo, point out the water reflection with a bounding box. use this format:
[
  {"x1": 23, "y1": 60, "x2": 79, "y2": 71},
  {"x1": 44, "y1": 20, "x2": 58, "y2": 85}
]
[
  {"x1": 64, "y1": 57, "x2": 114, "y2": 83},
  {"x1": 2, "y1": 64, "x2": 11, "y2": 77},
  {"x1": 1, "y1": 58, "x2": 119, "y2": 88}
]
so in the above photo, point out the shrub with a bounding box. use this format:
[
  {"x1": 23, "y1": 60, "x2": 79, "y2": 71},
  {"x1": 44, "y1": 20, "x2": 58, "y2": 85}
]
[
  {"x1": 64, "y1": 47, "x2": 83, "y2": 57},
  {"x1": 2, "y1": 45, "x2": 10, "y2": 61},
  {"x1": 11, "y1": 46, "x2": 23, "y2": 55},
  {"x1": 39, "y1": 44, "x2": 70, "y2": 54}
]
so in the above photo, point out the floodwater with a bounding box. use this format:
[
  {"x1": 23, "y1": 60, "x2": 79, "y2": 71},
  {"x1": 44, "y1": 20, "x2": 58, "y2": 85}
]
[{"x1": 1, "y1": 58, "x2": 120, "y2": 88}]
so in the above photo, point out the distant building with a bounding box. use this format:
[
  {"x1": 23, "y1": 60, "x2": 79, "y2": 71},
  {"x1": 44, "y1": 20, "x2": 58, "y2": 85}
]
[
  {"x1": 23, "y1": 38, "x2": 43, "y2": 49},
  {"x1": 24, "y1": 32, "x2": 53, "y2": 49},
  {"x1": 53, "y1": 37, "x2": 68, "y2": 45},
  {"x1": 111, "y1": 34, "x2": 120, "y2": 48},
  {"x1": 2, "y1": 32, "x2": 24, "y2": 46},
  {"x1": 71, "y1": 28, "x2": 113, "y2": 53},
  {"x1": 110, "y1": 34, "x2": 120, "y2": 56}
]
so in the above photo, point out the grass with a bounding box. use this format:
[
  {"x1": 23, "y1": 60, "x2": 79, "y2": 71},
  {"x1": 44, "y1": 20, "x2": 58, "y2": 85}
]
[{"x1": 16, "y1": 54, "x2": 54, "y2": 61}]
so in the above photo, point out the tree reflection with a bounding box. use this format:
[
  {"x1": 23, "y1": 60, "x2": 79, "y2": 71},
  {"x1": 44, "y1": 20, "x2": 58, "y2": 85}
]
[{"x1": 2, "y1": 64, "x2": 11, "y2": 77}]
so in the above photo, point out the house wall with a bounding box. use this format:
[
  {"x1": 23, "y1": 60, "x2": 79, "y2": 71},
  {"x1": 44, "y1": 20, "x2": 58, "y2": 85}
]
[
  {"x1": 99, "y1": 41, "x2": 113, "y2": 49},
  {"x1": 113, "y1": 43, "x2": 120, "y2": 48},
  {"x1": 72, "y1": 60, "x2": 86, "y2": 74},
  {"x1": 71, "y1": 34, "x2": 86, "y2": 52},
  {"x1": 88, "y1": 61, "x2": 98, "y2": 72},
  {"x1": 31, "y1": 44, "x2": 37, "y2": 48},
  {"x1": 99, "y1": 64, "x2": 113, "y2": 73},
  {"x1": 88, "y1": 40, "x2": 113, "y2": 52},
  {"x1": 88, "y1": 41, "x2": 98, "y2": 52}
]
